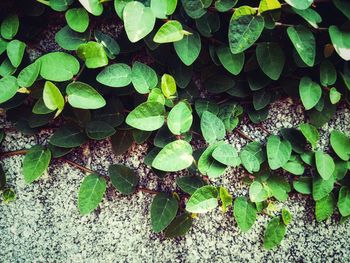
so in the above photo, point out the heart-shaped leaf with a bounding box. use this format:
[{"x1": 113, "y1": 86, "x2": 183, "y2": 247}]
[
  {"x1": 108, "y1": 164, "x2": 139, "y2": 194},
  {"x1": 23, "y1": 145, "x2": 51, "y2": 184},
  {"x1": 185, "y1": 185, "x2": 219, "y2": 213},
  {"x1": 66, "y1": 81, "x2": 106, "y2": 109},
  {"x1": 151, "y1": 193, "x2": 178, "y2": 232},
  {"x1": 167, "y1": 101, "x2": 193, "y2": 135},
  {"x1": 267, "y1": 135, "x2": 292, "y2": 170},
  {"x1": 96, "y1": 63, "x2": 132, "y2": 87},
  {"x1": 233, "y1": 196, "x2": 257, "y2": 232}
]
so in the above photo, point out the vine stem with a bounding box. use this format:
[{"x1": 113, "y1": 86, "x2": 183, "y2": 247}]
[
  {"x1": 0, "y1": 149, "x2": 159, "y2": 195},
  {"x1": 275, "y1": 22, "x2": 328, "y2": 31}
]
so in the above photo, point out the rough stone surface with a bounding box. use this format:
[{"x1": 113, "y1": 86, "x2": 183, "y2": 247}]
[{"x1": 1, "y1": 100, "x2": 350, "y2": 262}]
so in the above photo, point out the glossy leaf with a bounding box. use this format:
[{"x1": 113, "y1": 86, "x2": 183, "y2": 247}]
[
  {"x1": 23, "y1": 145, "x2": 51, "y2": 184},
  {"x1": 185, "y1": 185, "x2": 219, "y2": 213},
  {"x1": 167, "y1": 101, "x2": 193, "y2": 135},
  {"x1": 7, "y1": 40, "x2": 26, "y2": 68},
  {"x1": 66, "y1": 8, "x2": 89, "y2": 33},
  {"x1": 43, "y1": 81, "x2": 64, "y2": 117},
  {"x1": 174, "y1": 30, "x2": 201, "y2": 66},
  {"x1": 131, "y1": 62, "x2": 158, "y2": 94},
  {"x1": 329, "y1": 25, "x2": 350, "y2": 61},
  {"x1": 330, "y1": 130, "x2": 350, "y2": 161},
  {"x1": 256, "y1": 42, "x2": 285, "y2": 80},
  {"x1": 299, "y1": 77, "x2": 322, "y2": 110},
  {"x1": 96, "y1": 63, "x2": 132, "y2": 87},
  {"x1": 66, "y1": 81, "x2": 106, "y2": 109},
  {"x1": 315, "y1": 151, "x2": 335, "y2": 180},
  {"x1": 154, "y1": 20, "x2": 188, "y2": 43},
  {"x1": 0, "y1": 76, "x2": 18, "y2": 104}
]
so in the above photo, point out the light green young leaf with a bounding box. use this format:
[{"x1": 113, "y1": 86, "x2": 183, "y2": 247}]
[
  {"x1": 43, "y1": 81, "x2": 64, "y2": 117},
  {"x1": 315, "y1": 151, "x2": 335, "y2": 180},
  {"x1": 186, "y1": 185, "x2": 219, "y2": 213},
  {"x1": 1, "y1": 14, "x2": 19, "y2": 40},
  {"x1": 249, "y1": 181, "x2": 269, "y2": 203},
  {"x1": 212, "y1": 143, "x2": 240, "y2": 167},
  {"x1": 293, "y1": 176, "x2": 312, "y2": 194},
  {"x1": 216, "y1": 46, "x2": 244, "y2": 75},
  {"x1": 229, "y1": 14, "x2": 265, "y2": 54},
  {"x1": 330, "y1": 130, "x2": 350, "y2": 161},
  {"x1": 338, "y1": 186, "x2": 350, "y2": 217},
  {"x1": 23, "y1": 145, "x2": 51, "y2": 184},
  {"x1": 151, "y1": 193, "x2": 178, "y2": 232},
  {"x1": 292, "y1": 7, "x2": 322, "y2": 29},
  {"x1": 152, "y1": 140, "x2": 193, "y2": 171},
  {"x1": 126, "y1": 101, "x2": 165, "y2": 131},
  {"x1": 78, "y1": 174, "x2": 106, "y2": 215},
  {"x1": 315, "y1": 193, "x2": 335, "y2": 222},
  {"x1": 198, "y1": 143, "x2": 227, "y2": 178},
  {"x1": 77, "y1": 41, "x2": 108, "y2": 68},
  {"x1": 151, "y1": 0, "x2": 177, "y2": 18},
  {"x1": 108, "y1": 164, "x2": 139, "y2": 194},
  {"x1": 263, "y1": 217, "x2": 286, "y2": 249},
  {"x1": 329, "y1": 25, "x2": 350, "y2": 61},
  {"x1": 123, "y1": 1, "x2": 155, "y2": 43},
  {"x1": 0, "y1": 75, "x2": 18, "y2": 104},
  {"x1": 66, "y1": 81, "x2": 106, "y2": 109},
  {"x1": 167, "y1": 101, "x2": 193, "y2": 135},
  {"x1": 161, "y1": 74, "x2": 177, "y2": 98},
  {"x1": 329, "y1": 88, "x2": 341, "y2": 104},
  {"x1": 38, "y1": 52, "x2": 80, "y2": 82},
  {"x1": 299, "y1": 123, "x2": 319, "y2": 149},
  {"x1": 266, "y1": 135, "x2": 292, "y2": 170},
  {"x1": 17, "y1": 61, "x2": 41, "y2": 88},
  {"x1": 299, "y1": 77, "x2": 322, "y2": 110},
  {"x1": 131, "y1": 62, "x2": 158, "y2": 94},
  {"x1": 65, "y1": 8, "x2": 89, "y2": 33},
  {"x1": 96, "y1": 63, "x2": 132, "y2": 87},
  {"x1": 7, "y1": 40, "x2": 26, "y2": 68},
  {"x1": 233, "y1": 196, "x2": 257, "y2": 232},
  {"x1": 287, "y1": 25, "x2": 315, "y2": 66},
  {"x1": 258, "y1": 0, "x2": 281, "y2": 14},
  {"x1": 284, "y1": 0, "x2": 312, "y2": 10},
  {"x1": 282, "y1": 208, "x2": 292, "y2": 225},
  {"x1": 154, "y1": 20, "x2": 188, "y2": 43},
  {"x1": 78, "y1": 0, "x2": 103, "y2": 16},
  {"x1": 200, "y1": 111, "x2": 226, "y2": 144},
  {"x1": 256, "y1": 42, "x2": 285, "y2": 80},
  {"x1": 174, "y1": 30, "x2": 201, "y2": 66}
]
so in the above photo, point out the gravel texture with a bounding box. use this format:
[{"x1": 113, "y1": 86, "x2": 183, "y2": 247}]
[{"x1": 1, "y1": 99, "x2": 350, "y2": 262}]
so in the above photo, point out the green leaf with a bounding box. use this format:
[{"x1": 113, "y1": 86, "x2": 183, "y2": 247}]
[
  {"x1": 66, "y1": 81, "x2": 106, "y2": 109},
  {"x1": 315, "y1": 193, "x2": 335, "y2": 222},
  {"x1": 108, "y1": 164, "x2": 139, "y2": 194},
  {"x1": 126, "y1": 101, "x2": 165, "y2": 131},
  {"x1": 43, "y1": 81, "x2": 65, "y2": 117},
  {"x1": 154, "y1": 20, "x2": 188, "y2": 43},
  {"x1": 195, "y1": 99, "x2": 219, "y2": 117},
  {"x1": 330, "y1": 130, "x2": 350, "y2": 161},
  {"x1": 151, "y1": 193, "x2": 178, "y2": 232},
  {"x1": 263, "y1": 217, "x2": 286, "y2": 249},
  {"x1": 299, "y1": 77, "x2": 322, "y2": 110},
  {"x1": 315, "y1": 151, "x2": 335, "y2": 180},
  {"x1": 66, "y1": 8, "x2": 89, "y2": 32},
  {"x1": 266, "y1": 175, "x2": 291, "y2": 201},
  {"x1": 174, "y1": 29, "x2": 201, "y2": 66},
  {"x1": 0, "y1": 164, "x2": 5, "y2": 189},
  {"x1": 320, "y1": 60, "x2": 337, "y2": 87},
  {"x1": 152, "y1": 140, "x2": 193, "y2": 171},
  {"x1": 299, "y1": 123, "x2": 319, "y2": 149},
  {"x1": 164, "y1": 213, "x2": 193, "y2": 238},
  {"x1": 50, "y1": 0, "x2": 74, "y2": 11},
  {"x1": 94, "y1": 30, "x2": 120, "y2": 59},
  {"x1": 239, "y1": 141, "x2": 265, "y2": 173},
  {"x1": 78, "y1": 174, "x2": 106, "y2": 215},
  {"x1": 212, "y1": 143, "x2": 240, "y2": 167},
  {"x1": 217, "y1": 103, "x2": 243, "y2": 132},
  {"x1": 282, "y1": 208, "x2": 292, "y2": 225},
  {"x1": 216, "y1": 46, "x2": 244, "y2": 75},
  {"x1": 78, "y1": 0, "x2": 103, "y2": 16},
  {"x1": 77, "y1": 41, "x2": 108, "y2": 68},
  {"x1": 167, "y1": 101, "x2": 193, "y2": 135},
  {"x1": 0, "y1": 76, "x2": 18, "y2": 104},
  {"x1": 114, "y1": 0, "x2": 132, "y2": 18},
  {"x1": 131, "y1": 62, "x2": 158, "y2": 94},
  {"x1": 284, "y1": 0, "x2": 312, "y2": 10},
  {"x1": 329, "y1": 25, "x2": 350, "y2": 61},
  {"x1": 292, "y1": 7, "x2": 322, "y2": 29},
  {"x1": 50, "y1": 124, "x2": 88, "y2": 148},
  {"x1": 338, "y1": 186, "x2": 350, "y2": 217},
  {"x1": 253, "y1": 88, "x2": 272, "y2": 110},
  {"x1": 161, "y1": 74, "x2": 177, "y2": 98},
  {"x1": 7, "y1": 40, "x2": 26, "y2": 68},
  {"x1": 249, "y1": 181, "x2": 269, "y2": 202},
  {"x1": 181, "y1": 0, "x2": 211, "y2": 19},
  {"x1": 200, "y1": 111, "x2": 226, "y2": 144},
  {"x1": 17, "y1": 61, "x2": 41, "y2": 88},
  {"x1": 198, "y1": 143, "x2": 227, "y2": 178},
  {"x1": 55, "y1": 26, "x2": 89, "y2": 51},
  {"x1": 96, "y1": 63, "x2": 132, "y2": 87},
  {"x1": 1, "y1": 14, "x2": 19, "y2": 40},
  {"x1": 219, "y1": 187, "x2": 233, "y2": 212},
  {"x1": 287, "y1": 25, "x2": 315, "y2": 66},
  {"x1": 185, "y1": 185, "x2": 219, "y2": 213},
  {"x1": 176, "y1": 176, "x2": 206, "y2": 195},
  {"x1": 329, "y1": 88, "x2": 341, "y2": 104},
  {"x1": 38, "y1": 52, "x2": 80, "y2": 82},
  {"x1": 23, "y1": 145, "x2": 51, "y2": 184},
  {"x1": 256, "y1": 42, "x2": 285, "y2": 80},
  {"x1": 258, "y1": 0, "x2": 281, "y2": 13},
  {"x1": 282, "y1": 156, "x2": 305, "y2": 175},
  {"x1": 123, "y1": 1, "x2": 155, "y2": 43},
  {"x1": 228, "y1": 14, "x2": 264, "y2": 54},
  {"x1": 280, "y1": 128, "x2": 306, "y2": 154},
  {"x1": 293, "y1": 176, "x2": 312, "y2": 194},
  {"x1": 333, "y1": 0, "x2": 350, "y2": 20},
  {"x1": 85, "y1": 121, "x2": 115, "y2": 140},
  {"x1": 151, "y1": 0, "x2": 177, "y2": 18},
  {"x1": 266, "y1": 135, "x2": 292, "y2": 170},
  {"x1": 111, "y1": 130, "x2": 134, "y2": 155},
  {"x1": 312, "y1": 176, "x2": 334, "y2": 201},
  {"x1": 215, "y1": 0, "x2": 237, "y2": 12},
  {"x1": 204, "y1": 73, "x2": 235, "y2": 94},
  {"x1": 233, "y1": 196, "x2": 257, "y2": 232}
]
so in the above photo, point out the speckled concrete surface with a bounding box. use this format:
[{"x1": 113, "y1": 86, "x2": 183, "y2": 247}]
[{"x1": 1, "y1": 99, "x2": 350, "y2": 263}]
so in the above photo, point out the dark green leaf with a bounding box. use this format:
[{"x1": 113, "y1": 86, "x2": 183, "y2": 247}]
[
  {"x1": 23, "y1": 145, "x2": 51, "y2": 184},
  {"x1": 108, "y1": 164, "x2": 139, "y2": 194},
  {"x1": 151, "y1": 193, "x2": 178, "y2": 232}
]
